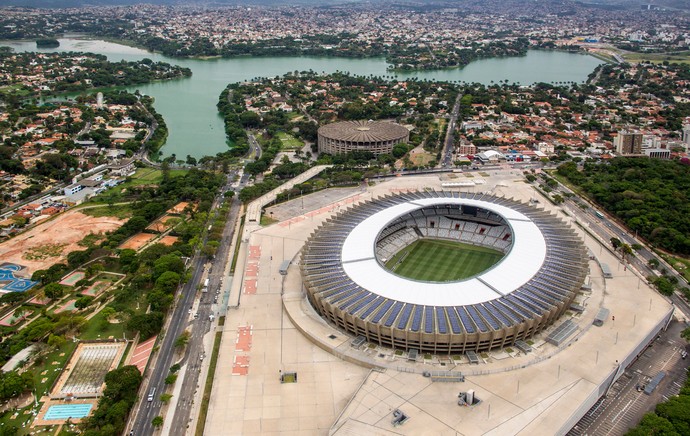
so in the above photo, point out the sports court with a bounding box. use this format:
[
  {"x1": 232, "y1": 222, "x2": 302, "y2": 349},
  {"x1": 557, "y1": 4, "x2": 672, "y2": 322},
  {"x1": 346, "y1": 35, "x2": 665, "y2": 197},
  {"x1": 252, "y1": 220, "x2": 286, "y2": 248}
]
[
  {"x1": 59, "y1": 271, "x2": 85, "y2": 287},
  {"x1": 81, "y1": 281, "x2": 108, "y2": 297},
  {"x1": 386, "y1": 239, "x2": 504, "y2": 281},
  {"x1": 28, "y1": 295, "x2": 50, "y2": 305},
  {"x1": 0, "y1": 310, "x2": 29, "y2": 326},
  {"x1": 159, "y1": 235, "x2": 179, "y2": 246},
  {"x1": 0, "y1": 263, "x2": 38, "y2": 292},
  {"x1": 54, "y1": 299, "x2": 77, "y2": 314},
  {"x1": 167, "y1": 201, "x2": 192, "y2": 215},
  {"x1": 128, "y1": 335, "x2": 157, "y2": 374},
  {"x1": 146, "y1": 214, "x2": 177, "y2": 233},
  {"x1": 118, "y1": 232, "x2": 156, "y2": 251}
]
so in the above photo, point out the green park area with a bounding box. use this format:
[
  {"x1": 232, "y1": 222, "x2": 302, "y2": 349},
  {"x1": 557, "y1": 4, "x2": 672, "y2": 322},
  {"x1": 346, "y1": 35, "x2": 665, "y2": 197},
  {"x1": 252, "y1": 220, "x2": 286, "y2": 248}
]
[
  {"x1": 119, "y1": 168, "x2": 188, "y2": 189},
  {"x1": 385, "y1": 239, "x2": 504, "y2": 282},
  {"x1": 658, "y1": 253, "x2": 690, "y2": 283},
  {"x1": 621, "y1": 50, "x2": 690, "y2": 65},
  {"x1": 276, "y1": 131, "x2": 303, "y2": 150}
]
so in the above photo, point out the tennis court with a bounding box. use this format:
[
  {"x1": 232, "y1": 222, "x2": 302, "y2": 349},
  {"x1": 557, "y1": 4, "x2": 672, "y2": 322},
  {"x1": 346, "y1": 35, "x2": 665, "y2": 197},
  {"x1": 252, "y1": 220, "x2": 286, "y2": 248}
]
[{"x1": 59, "y1": 271, "x2": 85, "y2": 287}]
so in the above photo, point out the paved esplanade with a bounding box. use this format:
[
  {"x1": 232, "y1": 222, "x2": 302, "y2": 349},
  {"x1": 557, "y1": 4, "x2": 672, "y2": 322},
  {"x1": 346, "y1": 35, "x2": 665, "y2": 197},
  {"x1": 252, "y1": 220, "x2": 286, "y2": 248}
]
[
  {"x1": 206, "y1": 171, "x2": 673, "y2": 436},
  {"x1": 245, "y1": 165, "x2": 332, "y2": 223}
]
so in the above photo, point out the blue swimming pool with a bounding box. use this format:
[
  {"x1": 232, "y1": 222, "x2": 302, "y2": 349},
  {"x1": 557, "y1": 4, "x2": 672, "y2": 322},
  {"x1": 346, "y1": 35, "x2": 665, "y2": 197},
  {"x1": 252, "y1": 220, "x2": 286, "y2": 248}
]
[{"x1": 44, "y1": 403, "x2": 93, "y2": 420}]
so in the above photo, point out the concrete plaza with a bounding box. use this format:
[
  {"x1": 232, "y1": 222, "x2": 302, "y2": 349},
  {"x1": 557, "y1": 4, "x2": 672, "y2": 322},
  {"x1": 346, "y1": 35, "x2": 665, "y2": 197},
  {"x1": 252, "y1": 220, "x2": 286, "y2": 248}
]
[{"x1": 204, "y1": 171, "x2": 673, "y2": 436}]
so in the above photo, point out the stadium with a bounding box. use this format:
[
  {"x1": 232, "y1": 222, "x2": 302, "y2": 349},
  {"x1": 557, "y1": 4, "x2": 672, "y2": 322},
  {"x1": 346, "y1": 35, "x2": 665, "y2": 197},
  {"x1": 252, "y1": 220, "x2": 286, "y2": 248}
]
[
  {"x1": 300, "y1": 191, "x2": 588, "y2": 354},
  {"x1": 317, "y1": 120, "x2": 410, "y2": 155}
]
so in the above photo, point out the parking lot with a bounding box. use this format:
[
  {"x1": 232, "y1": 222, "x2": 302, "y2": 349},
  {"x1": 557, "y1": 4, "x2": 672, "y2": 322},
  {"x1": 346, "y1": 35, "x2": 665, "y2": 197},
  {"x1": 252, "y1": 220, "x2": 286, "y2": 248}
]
[{"x1": 568, "y1": 320, "x2": 689, "y2": 436}]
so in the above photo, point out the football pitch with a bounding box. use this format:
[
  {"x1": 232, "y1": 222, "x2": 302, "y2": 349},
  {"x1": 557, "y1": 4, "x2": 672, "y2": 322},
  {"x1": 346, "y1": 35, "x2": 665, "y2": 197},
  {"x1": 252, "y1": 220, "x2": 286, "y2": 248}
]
[{"x1": 385, "y1": 239, "x2": 504, "y2": 282}]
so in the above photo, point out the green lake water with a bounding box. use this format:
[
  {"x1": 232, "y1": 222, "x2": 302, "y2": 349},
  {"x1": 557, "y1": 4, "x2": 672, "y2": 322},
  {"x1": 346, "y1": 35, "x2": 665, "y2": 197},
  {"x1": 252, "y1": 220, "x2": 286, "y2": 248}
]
[{"x1": 1, "y1": 38, "x2": 603, "y2": 158}]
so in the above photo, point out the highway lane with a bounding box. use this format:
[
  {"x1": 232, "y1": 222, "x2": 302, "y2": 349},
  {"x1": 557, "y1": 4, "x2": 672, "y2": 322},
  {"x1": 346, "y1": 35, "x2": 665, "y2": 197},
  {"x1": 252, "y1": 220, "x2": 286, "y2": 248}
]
[
  {"x1": 440, "y1": 93, "x2": 462, "y2": 168},
  {"x1": 552, "y1": 182, "x2": 690, "y2": 319},
  {"x1": 169, "y1": 189, "x2": 243, "y2": 433},
  {"x1": 129, "y1": 246, "x2": 207, "y2": 436},
  {"x1": 247, "y1": 133, "x2": 262, "y2": 160},
  {"x1": 128, "y1": 174, "x2": 238, "y2": 436}
]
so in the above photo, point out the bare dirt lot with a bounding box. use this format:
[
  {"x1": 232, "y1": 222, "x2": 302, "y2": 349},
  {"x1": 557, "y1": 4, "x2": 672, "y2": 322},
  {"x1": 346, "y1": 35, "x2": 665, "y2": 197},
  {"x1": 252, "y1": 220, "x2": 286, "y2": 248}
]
[{"x1": 0, "y1": 211, "x2": 124, "y2": 274}]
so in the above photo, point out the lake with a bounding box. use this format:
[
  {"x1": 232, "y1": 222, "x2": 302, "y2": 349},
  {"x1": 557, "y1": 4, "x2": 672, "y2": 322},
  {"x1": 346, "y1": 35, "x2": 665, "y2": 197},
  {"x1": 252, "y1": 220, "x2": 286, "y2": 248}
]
[{"x1": 1, "y1": 38, "x2": 603, "y2": 158}]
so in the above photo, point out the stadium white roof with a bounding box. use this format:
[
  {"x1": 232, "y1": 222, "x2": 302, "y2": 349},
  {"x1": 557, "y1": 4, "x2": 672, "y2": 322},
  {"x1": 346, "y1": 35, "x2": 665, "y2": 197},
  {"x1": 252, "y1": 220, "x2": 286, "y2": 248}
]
[{"x1": 341, "y1": 198, "x2": 547, "y2": 306}]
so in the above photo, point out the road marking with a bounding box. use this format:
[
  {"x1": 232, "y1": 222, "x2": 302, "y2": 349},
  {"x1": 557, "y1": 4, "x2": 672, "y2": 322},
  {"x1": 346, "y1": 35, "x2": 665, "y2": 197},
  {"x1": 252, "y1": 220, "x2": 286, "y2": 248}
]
[{"x1": 608, "y1": 399, "x2": 633, "y2": 431}]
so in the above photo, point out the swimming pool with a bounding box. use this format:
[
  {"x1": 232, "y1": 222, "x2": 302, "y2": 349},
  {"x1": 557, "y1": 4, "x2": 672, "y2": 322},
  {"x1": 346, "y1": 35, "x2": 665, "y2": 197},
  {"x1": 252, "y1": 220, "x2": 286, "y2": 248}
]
[{"x1": 44, "y1": 403, "x2": 93, "y2": 420}]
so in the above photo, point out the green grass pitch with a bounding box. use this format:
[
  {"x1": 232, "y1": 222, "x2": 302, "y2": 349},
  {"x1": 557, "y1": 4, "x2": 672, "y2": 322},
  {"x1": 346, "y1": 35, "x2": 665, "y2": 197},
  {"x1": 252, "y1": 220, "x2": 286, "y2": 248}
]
[{"x1": 385, "y1": 239, "x2": 504, "y2": 282}]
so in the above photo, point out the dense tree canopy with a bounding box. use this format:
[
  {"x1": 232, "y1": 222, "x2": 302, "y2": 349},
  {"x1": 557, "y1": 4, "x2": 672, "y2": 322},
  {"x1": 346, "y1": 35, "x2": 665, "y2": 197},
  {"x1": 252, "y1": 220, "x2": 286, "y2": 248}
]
[{"x1": 558, "y1": 158, "x2": 690, "y2": 255}]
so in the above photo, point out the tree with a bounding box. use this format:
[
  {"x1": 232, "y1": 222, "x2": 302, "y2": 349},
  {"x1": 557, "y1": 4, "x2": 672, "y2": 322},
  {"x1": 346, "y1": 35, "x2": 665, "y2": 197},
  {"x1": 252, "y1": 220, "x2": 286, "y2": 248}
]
[
  {"x1": 202, "y1": 241, "x2": 219, "y2": 258},
  {"x1": 47, "y1": 334, "x2": 66, "y2": 349},
  {"x1": 0, "y1": 371, "x2": 33, "y2": 401},
  {"x1": 610, "y1": 237, "x2": 622, "y2": 251},
  {"x1": 175, "y1": 331, "x2": 190, "y2": 349},
  {"x1": 155, "y1": 271, "x2": 181, "y2": 294},
  {"x1": 152, "y1": 416, "x2": 164, "y2": 428},
  {"x1": 153, "y1": 254, "x2": 185, "y2": 278},
  {"x1": 160, "y1": 393, "x2": 172, "y2": 404},
  {"x1": 126, "y1": 312, "x2": 164, "y2": 340},
  {"x1": 0, "y1": 292, "x2": 25, "y2": 305},
  {"x1": 682, "y1": 327, "x2": 690, "y2": 342},
  {"x1": 649, "y1": 258, "x2": 660, "y2": 269},
  {"x1": 627, "y1": 412, "x2": 677, "y2": 436},
  {"x1": 101, "y1": 306, "x2": 116, "y2": 320},
  {"x1": 74, "y1": 296, "x2": 93, "y2": 310},
  {"x1": 164, "y1": 374, "x2": 177, "y2": 385}
]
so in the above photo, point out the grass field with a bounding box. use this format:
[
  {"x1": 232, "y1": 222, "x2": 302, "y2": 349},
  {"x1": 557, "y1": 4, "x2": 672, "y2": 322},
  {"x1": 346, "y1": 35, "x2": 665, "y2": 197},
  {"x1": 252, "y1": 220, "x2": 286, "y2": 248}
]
[
  {"x1": 385, "y1": 239, "x2": 504, "y2": 282},
  {"x1": 621, "y1": 50, "x2": 690, "y2": 65},
  {"x1": 276, "y1": 131, "x2": 303, "y2": 150}
]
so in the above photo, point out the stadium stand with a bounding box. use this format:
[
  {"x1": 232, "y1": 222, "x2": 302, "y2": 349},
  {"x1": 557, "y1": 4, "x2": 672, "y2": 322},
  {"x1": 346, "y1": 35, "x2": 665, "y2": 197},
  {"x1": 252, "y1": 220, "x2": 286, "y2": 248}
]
[{"x1": 301, "y1": 192, "x2": 588, "y2": 354}]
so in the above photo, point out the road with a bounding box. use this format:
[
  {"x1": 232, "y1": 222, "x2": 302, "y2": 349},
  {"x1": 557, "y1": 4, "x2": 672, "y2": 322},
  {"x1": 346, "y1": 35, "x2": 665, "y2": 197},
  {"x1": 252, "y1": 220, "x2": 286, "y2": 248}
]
[
  {"x1": 551, "y1": 180, "x2": 690, "y2": 319},
  {"x1": 247, "y1": 133, "x2": 262, "y2": 160},
  {"x1": 440, "y1": 93, "x2": 462, "y2": 168},
  {"x1": 568, "y1": 321, "x2": 689, "y2": 436},
  {"x1": 128, "y1": 244, "x2": 207, "y2": 435},
  {"x1": 168, "y1": 177, "x2": 244, "y2": 433},
  {"x1": 128, "y1": 173, "x2": 240, "y2": 436}
]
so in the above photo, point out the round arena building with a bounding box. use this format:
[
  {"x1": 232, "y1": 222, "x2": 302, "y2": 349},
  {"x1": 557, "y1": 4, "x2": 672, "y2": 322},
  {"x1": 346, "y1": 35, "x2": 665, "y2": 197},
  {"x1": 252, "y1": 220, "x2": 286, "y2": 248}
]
[
  {"x1": 300, "y1": 191, "x2": 588, "y2": 354},
  {"x1": 317, "y1": 120, "x2": 410, "y2": 155}
]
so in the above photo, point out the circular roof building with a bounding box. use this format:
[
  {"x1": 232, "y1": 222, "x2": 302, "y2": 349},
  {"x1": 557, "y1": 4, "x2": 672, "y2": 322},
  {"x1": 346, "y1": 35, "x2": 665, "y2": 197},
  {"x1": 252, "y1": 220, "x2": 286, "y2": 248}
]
[
  {"x1": 317, "y1": 120, "x2": 409, "y2": 155},
  {"x1": 300, "y1": 191, "x2": 588, "y2": 354}
]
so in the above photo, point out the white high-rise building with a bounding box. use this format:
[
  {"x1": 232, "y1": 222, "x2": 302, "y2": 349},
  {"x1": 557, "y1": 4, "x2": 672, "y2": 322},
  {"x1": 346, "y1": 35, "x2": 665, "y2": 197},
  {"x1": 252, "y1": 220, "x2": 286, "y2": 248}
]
[{"x1": 682, "y1": 125, "x2": 690, "y2": 146}]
